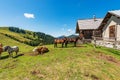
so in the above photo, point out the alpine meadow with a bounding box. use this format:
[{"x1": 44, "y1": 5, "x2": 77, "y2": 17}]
[
  {"x1": 0, "y1": 27, "x2": 120, "y2": 80},
  {"x1": 1, "y1": 0, "x2": 120, "y2": 80}
]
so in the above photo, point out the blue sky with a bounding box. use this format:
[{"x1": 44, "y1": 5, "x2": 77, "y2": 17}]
[{"x1": 0, "y1": 0, "x2": 120, "y2": 37}]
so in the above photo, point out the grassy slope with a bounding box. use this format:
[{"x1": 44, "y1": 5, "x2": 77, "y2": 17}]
[
  {"x1": 0, "y1": 27, "x2": 36, "y2": 42},
  {"x1": 0, "y1": 43, "x2": 120, "y2": 80},
  {"x1": 0, "y1": 33, "x2": 33, "y2": 53}
]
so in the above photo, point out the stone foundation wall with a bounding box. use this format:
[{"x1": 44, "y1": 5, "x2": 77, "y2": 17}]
[{"x1": 92, "y1": 40, "x2": 120, "y2": 50}]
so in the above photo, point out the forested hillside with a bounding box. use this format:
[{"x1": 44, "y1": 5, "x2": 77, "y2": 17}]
[{"x1": 0, "y1": 27, "x2": 54, "y2": 46}]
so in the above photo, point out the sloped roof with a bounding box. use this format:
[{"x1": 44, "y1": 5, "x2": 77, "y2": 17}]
[
  {"x1": 99, "y1": 10, "x2": 120, "y2": 29},
  {"x1": 76, "y1": 18, "x2": 103, "y2": 33},
  {"x1": 109, "y1": 10, "x2": 120, "y2": 17}
]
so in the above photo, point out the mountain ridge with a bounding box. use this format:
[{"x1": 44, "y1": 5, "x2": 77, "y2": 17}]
[{"x1": 57, "y1": 34, "x2": 79, "y2": 39}]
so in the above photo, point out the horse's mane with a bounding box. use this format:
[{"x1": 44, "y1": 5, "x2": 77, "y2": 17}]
[{"x1": 3, "y1": 46, "x2": 11, "y2": 51}]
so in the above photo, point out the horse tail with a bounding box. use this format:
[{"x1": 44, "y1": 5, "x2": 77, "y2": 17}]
[{"x1": 13, "y1": 46, "x2": 19, "y2": 53}]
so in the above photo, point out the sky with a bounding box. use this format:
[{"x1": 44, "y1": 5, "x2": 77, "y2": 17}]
[{"x1": 0, "y1": 0, "x2": 120, "y2": 37}]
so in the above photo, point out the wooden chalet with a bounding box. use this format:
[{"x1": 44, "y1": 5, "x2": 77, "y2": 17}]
[
  {"x1": 99, "y1": 10, "x2": 120, "y2": 41},
  {"x1": 76, "y1": 18, "x2": 103, "y2": 39}
]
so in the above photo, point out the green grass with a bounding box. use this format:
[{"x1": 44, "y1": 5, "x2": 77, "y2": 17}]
[
  {"x1": 0, "y1": 28, "x2": 120, "y2": 80},
  {"x1": 0, "y1": 27, "x2": 30, "y2": 42},
  {"x1": 0, "y1": 43, "x2": 120, "y2": 80},
  {"x1": 0, "y1": 33, "x2": 33, "y2": 53},
  {"x1": 0, "y1": 27, "x2": 38, "y2": 42}
]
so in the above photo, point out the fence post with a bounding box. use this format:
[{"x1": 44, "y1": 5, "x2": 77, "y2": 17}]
[
  {"x1": 114, "y1": 38, "x2": 117, "y2": 49},
  {"x1": 114, "y1": 24, "x2": 117, "y2": 49},
  {"x1": 94, "y1": 37, "x2": 96, "y2": 48},
  {"x1": 102, "y1": 37, "x2": 105, "y2": 46}
]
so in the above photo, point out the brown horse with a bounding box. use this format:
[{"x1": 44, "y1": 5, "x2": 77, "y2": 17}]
[
  {"x1": 54, "y1": 37, "x2": 81, "y2": 48},
  {"x1": 33, "y1": 46, "x2": 49, "y2": 55},
  {"x1": 54, "y1": 38, "x2": 67, "y2": 48},
  {"x1": 64, "y1": 37, "x2": 80, "y2": 47},
  {"x1": 0, "y1": 43, "x2": 3, "y2": 59}
]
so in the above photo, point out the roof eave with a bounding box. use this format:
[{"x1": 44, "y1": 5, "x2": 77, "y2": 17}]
[
  {"x1": 98, "y1": 12, "x2": 112, "y2": 30},
  {"x1": 108, "y1": 11, "x2": 120, "y2": 18},
  {"x1": 75, "y1": 22, "x2": 79, "y2": 33}
]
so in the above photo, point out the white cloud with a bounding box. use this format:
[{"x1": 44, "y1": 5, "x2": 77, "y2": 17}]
[
  {"x1": 67, "y1": 29, "x2": 74, "y2": 34},
  {"x1": 67, "y1": 29, "x2": 72, "y2": 32},
  {"x1": 24, "y1": 13, "x2": 35, "y2": 19}
]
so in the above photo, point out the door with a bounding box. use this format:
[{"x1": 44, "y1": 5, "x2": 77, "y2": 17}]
[
  {"x1": 109, "y1": 25, "x2": 115, "y2": 38},
  {"x1": 84, "y1": 30, "x2": 93, "y2": 39}
]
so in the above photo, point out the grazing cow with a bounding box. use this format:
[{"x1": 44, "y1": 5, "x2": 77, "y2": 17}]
[{"x1": 33, "y1": 46, "x2": 49, "y2": 55}]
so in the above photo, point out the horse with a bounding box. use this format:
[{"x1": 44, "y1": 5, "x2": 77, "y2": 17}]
[
  {"x1": 64, "y1": 37, "x2": 80, "y2": 47},
  {"x1": 0, "y1": 43, "x2": 2, "y2": 47},
  {"x1": 33, "y1": 46, "x2": 49, "y2": 55},
  {"x1": 54, "y1": 38, "x2": 67, "y2": 48},
  {"x1": 3, "y1": 46, "x2": 19, "y2": 57},
  {"x1": 0, "y1": 43, "x2": 3, "y2": 59}
]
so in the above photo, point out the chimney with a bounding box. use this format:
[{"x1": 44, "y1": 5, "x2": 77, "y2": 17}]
[{"x1": 93, "y1": 15, "x2": 96, "y2": 21}]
